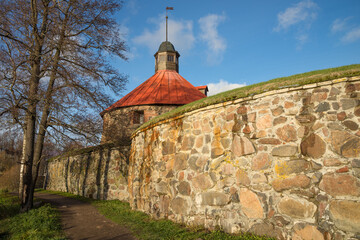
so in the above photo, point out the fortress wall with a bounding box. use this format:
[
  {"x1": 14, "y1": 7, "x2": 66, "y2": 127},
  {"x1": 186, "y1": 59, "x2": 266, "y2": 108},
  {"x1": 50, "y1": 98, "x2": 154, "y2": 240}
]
[
  {"x1": 128, "y1": 76, "x2": 360, "y2": 239},
  {"x1": 47, "y1": 145, "x2": 129, "y2": 201}
]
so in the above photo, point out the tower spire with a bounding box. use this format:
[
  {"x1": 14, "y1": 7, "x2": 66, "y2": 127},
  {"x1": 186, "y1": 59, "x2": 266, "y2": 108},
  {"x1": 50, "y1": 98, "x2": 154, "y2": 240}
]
[
  {"x1": 154, "y1": 7, "x2": 179, "y2": 73},
  {"x1": 166, "y1": 7, "x2": 173, "y2": 42}
]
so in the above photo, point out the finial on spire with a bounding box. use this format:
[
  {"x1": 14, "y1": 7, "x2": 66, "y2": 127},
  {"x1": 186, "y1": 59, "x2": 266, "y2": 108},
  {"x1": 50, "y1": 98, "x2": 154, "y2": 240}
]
[{"x1": 166, "y1": 7, "x2": 174, "y2": 42}]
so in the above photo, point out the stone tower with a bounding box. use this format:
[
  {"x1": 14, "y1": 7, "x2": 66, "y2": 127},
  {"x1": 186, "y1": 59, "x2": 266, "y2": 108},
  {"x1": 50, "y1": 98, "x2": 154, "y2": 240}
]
[
  {"x1": 154, "y1": 41, "x2": 180, "y2": 73},
  {"x1": 100, "y1": 10, "x2": 208, "y2": 145},
  {"x1": 100, "y1": 40, "x2": 207, "y2": 145}
]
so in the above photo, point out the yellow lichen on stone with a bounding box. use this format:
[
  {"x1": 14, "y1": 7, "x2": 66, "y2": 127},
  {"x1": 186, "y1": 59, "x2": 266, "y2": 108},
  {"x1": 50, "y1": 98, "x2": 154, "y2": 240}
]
[{"x1": 274, "y1": 161, "x2": 290, "y2": 179}]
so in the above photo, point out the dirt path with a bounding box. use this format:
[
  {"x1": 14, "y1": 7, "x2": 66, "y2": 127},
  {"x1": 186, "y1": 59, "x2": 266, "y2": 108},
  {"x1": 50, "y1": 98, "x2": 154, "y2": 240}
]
[{"x1": 35, "y1": 192, "x2": 137, "y2": 240}]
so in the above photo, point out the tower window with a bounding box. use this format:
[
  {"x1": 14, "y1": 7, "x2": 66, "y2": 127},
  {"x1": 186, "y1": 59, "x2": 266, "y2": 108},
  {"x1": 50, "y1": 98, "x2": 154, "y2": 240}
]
[
  {"x1": 167, "y1": 55, "x2": 174, "y2": 62},
  {"x1": 133, "y1": 111, "x2": 144, "y2": 124}
]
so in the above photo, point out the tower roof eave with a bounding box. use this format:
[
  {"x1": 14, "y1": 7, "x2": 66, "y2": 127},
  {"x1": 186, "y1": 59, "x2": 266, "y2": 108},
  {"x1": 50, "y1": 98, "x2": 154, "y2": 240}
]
[{"x1": 101, "y1": 70, "x2": 206, "y2": 116}]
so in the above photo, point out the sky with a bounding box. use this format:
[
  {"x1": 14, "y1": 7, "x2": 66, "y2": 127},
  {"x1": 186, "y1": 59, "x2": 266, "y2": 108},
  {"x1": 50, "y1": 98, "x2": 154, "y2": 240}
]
[{"x1": 112, "y1": 0, "x2": 360, "y2": 98}]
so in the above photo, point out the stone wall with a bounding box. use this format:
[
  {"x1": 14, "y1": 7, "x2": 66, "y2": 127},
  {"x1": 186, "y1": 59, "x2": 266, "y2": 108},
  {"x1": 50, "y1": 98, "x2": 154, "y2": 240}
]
[
  {"x1": 101, "y1": 105, "x2": 177, "y2": 144},
  {"x1": 128, "y1": 77, "x2": 360, "y2": 239},
  {"x1": 47, "y1": 145, "x2": 129, "y2": 201}
]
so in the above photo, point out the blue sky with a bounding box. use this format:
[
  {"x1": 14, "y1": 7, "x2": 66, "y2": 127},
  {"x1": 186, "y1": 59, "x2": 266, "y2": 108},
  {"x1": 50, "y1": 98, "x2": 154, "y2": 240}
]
[{"x1": 112, "y1": 0, "x2": 360, "y2": 97}]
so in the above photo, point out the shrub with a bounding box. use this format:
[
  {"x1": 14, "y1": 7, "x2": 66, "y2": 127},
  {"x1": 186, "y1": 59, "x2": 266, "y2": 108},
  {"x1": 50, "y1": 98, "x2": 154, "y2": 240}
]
[{"x1": 0, "y1": 164, "x2": 20, "y2": 192}]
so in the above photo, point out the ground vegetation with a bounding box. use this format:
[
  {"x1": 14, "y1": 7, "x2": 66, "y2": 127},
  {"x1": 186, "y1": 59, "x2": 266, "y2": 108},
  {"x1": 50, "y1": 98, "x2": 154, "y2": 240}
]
[{"x1": 0, "y1": 190, "x2": 65, "y2": 239}]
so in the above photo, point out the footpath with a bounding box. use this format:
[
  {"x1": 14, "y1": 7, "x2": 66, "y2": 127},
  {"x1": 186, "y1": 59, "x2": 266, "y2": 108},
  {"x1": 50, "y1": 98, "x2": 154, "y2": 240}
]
[{"x1": 35, "y1": 192, "x2": 136, "y2": 240}]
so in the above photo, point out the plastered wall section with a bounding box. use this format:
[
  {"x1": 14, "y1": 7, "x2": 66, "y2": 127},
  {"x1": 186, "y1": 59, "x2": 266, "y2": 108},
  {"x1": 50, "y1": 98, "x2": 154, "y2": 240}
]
[
  {"x1": 47, "y1": 146, "x2": 129, "y2": 201},
  {"x1": 128, "y1": 76, "x2": 360, "y2": 240}
]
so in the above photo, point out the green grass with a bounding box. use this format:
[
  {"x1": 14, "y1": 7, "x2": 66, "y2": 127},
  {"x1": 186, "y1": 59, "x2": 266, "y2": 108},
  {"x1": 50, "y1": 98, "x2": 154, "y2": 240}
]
[
  {"x1": 0, "y1": 190, "x2": 66, "y2": 240},
  {"x1": 38, "y1": 190, "x2": 274, "y2": 240},
  {"x1": 137, "y1": 64, "x2": 360, "y2": 132},
  {"x1": 93, "y1": 200, "x2": 274, "y2": 240},
  {"x1": 0, "y1": 190, "x2": 19, "y2": 221}
]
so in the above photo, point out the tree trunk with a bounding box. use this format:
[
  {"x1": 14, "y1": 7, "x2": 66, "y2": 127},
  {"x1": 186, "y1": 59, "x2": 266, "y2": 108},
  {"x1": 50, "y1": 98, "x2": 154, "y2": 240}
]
[
  {"x1": 32, "y1": 1, "x2": 71, "y2": 183},
  {"x1": 19, "y1": 131, "x2": 26, "y2": 200},
  {"x1": 21, "y1": 103, "x2": 37, "y2": 212},
  {"x1": 20, "y1": 0, "x2": 50, "y2": 212},
  {"x1": 28, "y1": 159, "x2": 41, "y2": 210}
]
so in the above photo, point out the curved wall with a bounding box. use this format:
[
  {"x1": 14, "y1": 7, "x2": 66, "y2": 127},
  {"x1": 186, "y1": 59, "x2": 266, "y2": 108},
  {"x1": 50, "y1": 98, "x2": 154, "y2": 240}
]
[{"x1": 128, "y1": 76, "x2": 360, "y2": 239}]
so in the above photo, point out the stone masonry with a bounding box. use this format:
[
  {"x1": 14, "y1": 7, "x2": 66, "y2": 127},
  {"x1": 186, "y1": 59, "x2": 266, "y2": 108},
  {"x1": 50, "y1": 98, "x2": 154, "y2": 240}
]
[
  {"x1": 101, "y1": 105, "x2": 177, "y2": 145},
  {"x1": 47, "y1": 145, "x2": 129, "y2": 201},
  {"x1": 128, "y1": 76, "x2": 360, "y2": 240}
]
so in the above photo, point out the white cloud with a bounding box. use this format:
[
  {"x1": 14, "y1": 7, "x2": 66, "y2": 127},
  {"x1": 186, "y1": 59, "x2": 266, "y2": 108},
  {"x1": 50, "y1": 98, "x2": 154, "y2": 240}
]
[
  {"x1": 199, "y1": 14, "x2": 227, "y2": 65},
  {"x1": 115, "y1": 23, "x2": 137, "y2": 60},
  {"x1": 207, "y1": 79, "x2": 246, "y2": 96},
  {"x1": 296, "y1": 34, "x2": 308, "y2": 43},
  {"x1": 295, "y1": 33, "x2": 308, "y2": 50},
  {"x1": 274, "y1": 0, "x2": 318, "y2": 32},
  {"x1": 119, "y1": 24, "x2": 129, "y2": 40},
  {"x1": 342, "y1": 27, "x2": 360, "y2": 43},
  {"x1": 133, "y1": 15, "x2": 195, "y2": 53},
  {"x1": 330, "y1": 17, "x2": 360, "y2": 43},
  {"x1": 331, "y1": 18, "x2": 349, "y2": 33},
  {"x1": 133, "y1": 13, "x2": 227, "y2": 64}
]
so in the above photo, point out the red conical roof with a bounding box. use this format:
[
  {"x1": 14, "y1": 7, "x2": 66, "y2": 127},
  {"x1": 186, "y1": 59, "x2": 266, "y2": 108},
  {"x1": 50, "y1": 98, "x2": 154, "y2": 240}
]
[{"x1": 101, "y1": 70, "x2": 206, "y2": 115}]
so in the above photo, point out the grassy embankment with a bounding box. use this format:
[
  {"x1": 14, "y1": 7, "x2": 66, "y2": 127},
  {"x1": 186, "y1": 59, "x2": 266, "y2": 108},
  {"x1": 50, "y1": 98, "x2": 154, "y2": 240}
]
[
  {"x1": 138, "y1": 64, "x2": 360, "y2": 132},
  {"x1": 37, "y1": 189, "x2": 275, "y2": 240},
  {"x1": 0, "y1": 190, "x2": 66, "y2": 240}
]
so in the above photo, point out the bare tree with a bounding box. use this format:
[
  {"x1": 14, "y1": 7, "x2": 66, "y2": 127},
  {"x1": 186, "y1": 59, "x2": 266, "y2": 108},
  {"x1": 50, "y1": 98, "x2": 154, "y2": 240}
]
[{"x1": 0, "y1": 0, "x2": 127, "y2": 211}]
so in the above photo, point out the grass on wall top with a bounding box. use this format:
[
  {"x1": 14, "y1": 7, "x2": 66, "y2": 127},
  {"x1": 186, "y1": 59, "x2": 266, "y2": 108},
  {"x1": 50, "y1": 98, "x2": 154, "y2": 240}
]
[{"x1": 136, "y1": 64, "x2": 360, "y2": 132}]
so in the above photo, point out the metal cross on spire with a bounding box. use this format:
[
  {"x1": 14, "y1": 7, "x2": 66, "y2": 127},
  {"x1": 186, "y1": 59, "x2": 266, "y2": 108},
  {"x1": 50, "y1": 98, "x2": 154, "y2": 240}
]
[{"x1": 166, "y1": 7, "x2": 174, "y2": 42}]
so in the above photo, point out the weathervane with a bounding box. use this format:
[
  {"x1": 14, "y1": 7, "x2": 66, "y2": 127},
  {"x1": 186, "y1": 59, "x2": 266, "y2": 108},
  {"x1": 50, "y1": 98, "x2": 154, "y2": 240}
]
[{"x1": 166, "y1": 7, "x2": 173, "y2": 42}]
